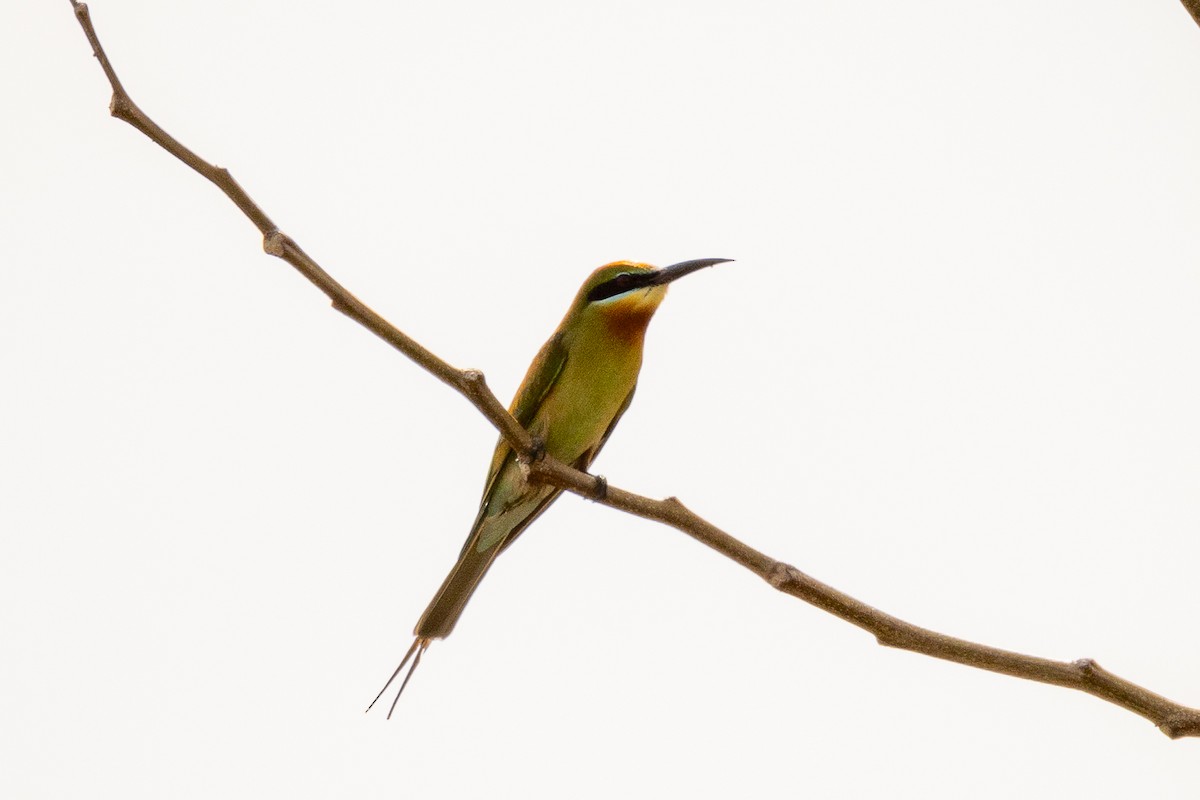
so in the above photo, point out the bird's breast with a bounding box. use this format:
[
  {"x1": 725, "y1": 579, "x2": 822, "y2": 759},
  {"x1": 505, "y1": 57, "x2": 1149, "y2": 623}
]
[{"x1": 536, "y1": 331, "x2": 645, "y2": 465}]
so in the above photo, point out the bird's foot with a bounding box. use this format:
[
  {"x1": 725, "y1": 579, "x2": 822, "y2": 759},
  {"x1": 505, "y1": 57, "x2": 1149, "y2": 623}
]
[
  {"x1": 517, "y1": 436, "x2": 547, "y2": 483},
  {"x1": 590, "y1": 474, "x2": 608, "y2": 501},
  {"x1": 524, "y1": 435, "x2": 546, "y2": 463}
]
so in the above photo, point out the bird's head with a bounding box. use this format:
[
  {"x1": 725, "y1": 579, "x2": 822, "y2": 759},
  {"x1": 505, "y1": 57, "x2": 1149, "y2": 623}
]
[{"x1": 569, "y1": 258, "x2": 732, "y2": 336}]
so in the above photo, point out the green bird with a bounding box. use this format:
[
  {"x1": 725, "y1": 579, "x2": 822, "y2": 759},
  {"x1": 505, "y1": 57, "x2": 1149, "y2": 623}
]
[{"x1": 369, "y1": 257, "x2": 731, "y2": 716}]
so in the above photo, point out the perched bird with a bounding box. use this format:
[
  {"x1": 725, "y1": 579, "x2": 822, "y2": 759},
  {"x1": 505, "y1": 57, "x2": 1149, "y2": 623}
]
[{"x1": 369, "y1": 257, "x2": 731, "y2": 716}]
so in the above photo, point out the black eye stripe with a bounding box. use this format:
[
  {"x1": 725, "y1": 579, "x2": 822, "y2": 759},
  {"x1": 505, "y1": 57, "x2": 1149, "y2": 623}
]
[{"x1": 587, "y1": 272, "x2": 639, "y2": 302}]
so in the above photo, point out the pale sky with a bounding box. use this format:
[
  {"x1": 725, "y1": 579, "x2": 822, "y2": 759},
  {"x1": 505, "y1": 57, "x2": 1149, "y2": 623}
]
[{"x1": 4, "y1": 2, "x2": 1200, "y2": 797}]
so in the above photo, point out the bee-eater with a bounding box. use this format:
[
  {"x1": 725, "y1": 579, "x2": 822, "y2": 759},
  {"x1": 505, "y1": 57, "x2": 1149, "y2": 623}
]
[{"x1": 369, "y1": 257, "x2": 731, "y2": 716}]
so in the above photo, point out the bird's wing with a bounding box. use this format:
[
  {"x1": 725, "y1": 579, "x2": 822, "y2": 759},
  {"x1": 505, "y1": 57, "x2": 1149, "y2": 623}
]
[
  {"x1": 491, "y1": 384, "x2": 631, "y2": 556},
  {"x1": 421, "y1": 332, "x2": 573, "y2": 634},
  {"x1": 460, "y1": 331, "x2": 569, "y2": 551},
  {"x1": 509, "y1": 331, "x2": 570, "y2": 432},
  {"x1": 483, "y1": 330, "x2": 568, "y2": 489},
  {"x1": 491, "y1": 384, "x2": 630, "y2": 556}
]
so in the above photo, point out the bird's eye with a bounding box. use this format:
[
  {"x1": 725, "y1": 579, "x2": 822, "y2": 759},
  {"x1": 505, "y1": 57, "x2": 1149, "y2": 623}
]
[{"x1": 588, "y1": 272, "x2": 636, "y2": 302}]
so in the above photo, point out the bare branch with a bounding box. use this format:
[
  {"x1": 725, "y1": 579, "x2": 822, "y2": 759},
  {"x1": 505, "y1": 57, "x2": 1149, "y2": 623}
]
[
  {"x1": 68, "y1": 1, "x2": 1200, "y2": 738},
  {"x1": 1182, "y1": 0, "x2": 1200, "y2": 29},
  {"x1": 526, "y1": 457, "x2": 1200, "y2": 738}
]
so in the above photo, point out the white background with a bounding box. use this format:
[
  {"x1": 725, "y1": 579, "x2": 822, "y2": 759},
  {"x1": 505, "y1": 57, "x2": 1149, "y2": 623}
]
[{"x1": 4, "y1": 1, "x2": 1199, "y2": 797}]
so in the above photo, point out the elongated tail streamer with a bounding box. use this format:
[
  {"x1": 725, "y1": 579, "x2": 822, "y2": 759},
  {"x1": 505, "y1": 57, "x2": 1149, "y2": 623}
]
[{"x1": 366, "y1": 637, "x2": 430, "y2": 718}]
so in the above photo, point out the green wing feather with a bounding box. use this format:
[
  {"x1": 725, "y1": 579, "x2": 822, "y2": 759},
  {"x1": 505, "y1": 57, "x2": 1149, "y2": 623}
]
[
  {"x1": 511, "y1": 332, "x2": 569, "y2": 430},
  {"x1": 491, "y1": 381, "x2": 636, "y2": 557},
  {"x1": 451, "y1": 332, "x2": 569, "y2": 559},
  {"x1": 416, "y1": 335, "x2": 571, "y2": 638},
  {"x1": 478, "y1": 332, "x2": 569, "y2": 512},
  {"x1": 416, "y1": 339, "x2": 637, "y2": 640}
]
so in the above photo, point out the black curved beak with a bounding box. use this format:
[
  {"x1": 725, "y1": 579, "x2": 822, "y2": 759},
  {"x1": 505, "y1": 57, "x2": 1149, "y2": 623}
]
[{"x1": 652, "y1": 258, "x2": 734, "y2": 286}]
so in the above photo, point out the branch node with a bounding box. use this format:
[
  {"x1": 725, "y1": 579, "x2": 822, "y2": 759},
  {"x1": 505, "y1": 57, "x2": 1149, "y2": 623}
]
[
  {"x1": 109, "y1": 93, "x2": 133, "y2": 120},
  {"x1": 263, "y1": 229, "x2": 287, "y2": 257},
  {"x1": 875, "y1": 627, "x2": 914, "y2": 650},
  {"x1": 459, "y1": 368, "x2": 486, "y2": 393},
  {"x1": 460, "y1": 371, "x2": 494, "y2": 407},
  {"x1": 1159, "y1": 713, "x2": 1200, "y2": 739},
  {"x1": 766, "y1": 561, "x2": 797, "y2": 590},
  {"x1": 662, "y1": 496, "x2": 687, "y2": 514},
  {"x1": 1073, "y1": 658, "x2": 1099, "y2": 676}
]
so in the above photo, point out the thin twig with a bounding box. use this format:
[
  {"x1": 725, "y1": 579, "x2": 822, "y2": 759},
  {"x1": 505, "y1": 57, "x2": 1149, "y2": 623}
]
[
  {"x1": 528, "y1": 456, "x2": 1200, "y2": 738},
  {"x1": 68, "y1": 1, "x2": 1200, "y2": 739},
  {"x1": 1182, "y1": 0, "x2": 1200, "y2": 29}
]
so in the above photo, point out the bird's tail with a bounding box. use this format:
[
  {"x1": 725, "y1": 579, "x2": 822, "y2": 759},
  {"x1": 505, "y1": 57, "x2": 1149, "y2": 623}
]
[
  {"x1": 366, "y1": 636, "x2": 430, "y2": 718},
  {"x1": 414, "y1": 534, "x2": 506, "y2": 640},
  {"x1": 366, "y1": 533, "x2": 505, "y2": 717},
  {"x1": 368, "y1": 480, "x2": 556, "y2": 716}
]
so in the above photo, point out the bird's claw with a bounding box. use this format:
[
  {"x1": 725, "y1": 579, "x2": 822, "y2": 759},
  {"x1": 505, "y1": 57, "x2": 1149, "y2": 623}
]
[{"x1": 591, "y1": 474, "x2": 608, "y2": 501}]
